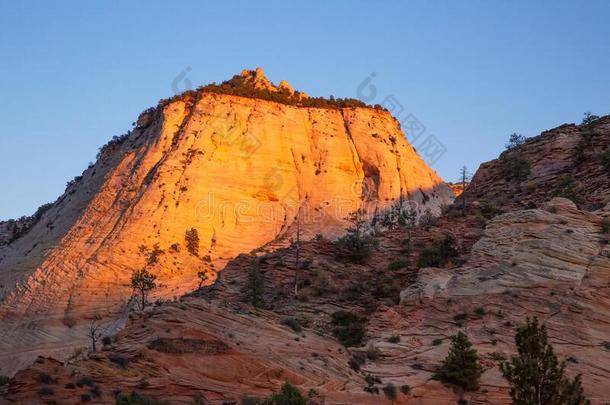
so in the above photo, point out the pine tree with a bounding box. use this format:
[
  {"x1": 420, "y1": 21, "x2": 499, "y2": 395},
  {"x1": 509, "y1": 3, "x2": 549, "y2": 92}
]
[
  {"x1": 500, "y1": 317, "x2": 590, "y2": 405},
  {"x1": 437, "y1": 331, "x2": 482, "y2": 391},
  {"x1": 243, "y1": 264, "x2": 265, "y2": 308},
  {"x1": 130, "y1": 269, "x2": 157, "y2": 310},
  {"x1": 185, "y1": 228, "x2": 200, "y2": 256}
]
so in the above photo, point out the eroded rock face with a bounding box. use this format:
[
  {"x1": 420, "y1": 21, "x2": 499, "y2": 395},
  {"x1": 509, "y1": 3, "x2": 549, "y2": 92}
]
[
  {"x1": 0, "y1": 70, "x2": 452, "y2": 374},
  {"x1": 463, "y1": 116, "x2": 610, "y2": 210},
  {"x1": 375, "y1": 198, "x2": 610, "y2": 403}
]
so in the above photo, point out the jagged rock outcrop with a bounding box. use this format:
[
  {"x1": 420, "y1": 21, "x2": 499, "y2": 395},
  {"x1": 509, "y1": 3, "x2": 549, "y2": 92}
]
[
  {"x1": 463, "y1": 116, "x2": 610, "y2": 210},
  {"x1": 0, "y1": 68, "x2": 453, "y2": 374}
]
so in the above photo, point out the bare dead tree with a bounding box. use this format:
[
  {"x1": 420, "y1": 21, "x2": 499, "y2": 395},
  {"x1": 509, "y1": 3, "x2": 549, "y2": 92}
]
[
  {"x1": 293, "y1": 208, "x2": 302, "y2": 298},
  {"x1": 460, "y1": 165, "x2": 470, "y2": 216},
  {"x1": 88, "y1": 321, "x2": 102, "y2": 352}
]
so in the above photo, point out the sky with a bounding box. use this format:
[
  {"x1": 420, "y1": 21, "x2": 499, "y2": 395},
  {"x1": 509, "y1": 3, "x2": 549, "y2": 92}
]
[{"x1": 0, "y1": 1, "x2": 609, "y2": 220}]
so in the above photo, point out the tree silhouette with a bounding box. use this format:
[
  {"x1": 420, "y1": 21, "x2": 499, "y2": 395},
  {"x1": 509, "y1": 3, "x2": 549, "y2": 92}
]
[
  {"x1": 185, "y1": 228, "x2": 200, "y2": 256},
  {"x1": 131, "y1": 269, "x2": 157, "y2": 310},
  {"x1": 500, "y1": 317, "x2": 589, "y2": 405}
]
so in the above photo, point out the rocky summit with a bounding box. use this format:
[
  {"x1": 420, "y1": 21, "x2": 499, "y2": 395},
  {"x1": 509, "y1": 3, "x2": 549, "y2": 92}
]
[{"x1": 1, "y1": 70, "x2": 610, "y2": 405}]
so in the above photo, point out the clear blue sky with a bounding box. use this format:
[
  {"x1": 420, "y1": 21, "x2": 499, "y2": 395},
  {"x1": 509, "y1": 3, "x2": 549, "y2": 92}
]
[{"x1": 1, "y1": 1, "x2": 609, "y2": 220}]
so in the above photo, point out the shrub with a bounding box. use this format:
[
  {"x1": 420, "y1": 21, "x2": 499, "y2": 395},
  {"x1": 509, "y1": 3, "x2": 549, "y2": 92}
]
[
  {"x1": 366, "y1": 344, "x2": 381, "y2": 360},
  {"x1": 81, "y1": 393, "x2": 92, "y2": 402},
  {"x1": 348, "y1": 352, "x2": 366, "y2": 372},
  {"x1": 76, "y1": 376, "x2": 95, "y2": 387},
  {"x1": 131, "y1": 269, "x2": 157, "y2": 310},
  {"x1": 37, "y1": 372, "x2": 58, "y2": 385},
  {"x1": 364, "y1": 374, "x2": 381, "y2": 394},
  {"x1": 0, "y1": 375, "x2": 9, "y2": 387},
  {"x1": 435, "y1": 332, "x2": 482, "y2": 391},
  {"x1": 400, "y1": 384, "x2": 411, "y2": 395},
  {"x1": 554, "y1": 175, "x2": 584, "y2": 205},
  {"x1": 505, "y1": 133, "x2": 527, "y2": 150},
  {"x1": 500, "y1": 317, "x2": 589, "y2": 404},
  {"x1": 102, "y1": 336, "x2": 112, "y2": 346},
  {"x1": 335, "y1": 209, "x2": 379, "y2": 263},
  {"x1": 382, "y1": 383, "x2": 397, "y2": 403},
  {"x1": 388, "y1": 335, "x2": 400, "y2": 343},
  {"x1": 388, "y1": 258, "x2": 407, "y2": 271},
  {"x1": 502, "y1": 153, "x2": 530, "y2": 181},
  {"x1": 581, "y1": 112, "x2": 600, "y2": 125},
  {"x1": 432, "y1": 338, "x2": 443, "y2": 346},
  {"x1": 38, "y1": 387, "x2": 54, "y2": 396},
  {"x1": 331, "y1": 311, "x2": 366, "y2": 347},
  {"x1": 257, "y1": 382, "x2": 322, "y2": 405},
  {"x1": 243, "y1": 264, "x2": 265, "y2": 308},
  {"x1": 109, "y1": 353, "x2": 130, "y2": 368},
  {"x1": 280, "y1": 318, "x2": 302, "y2": 333},
  {"x1": 417, "y1": 234, "x2": 458, "y2": 268}
]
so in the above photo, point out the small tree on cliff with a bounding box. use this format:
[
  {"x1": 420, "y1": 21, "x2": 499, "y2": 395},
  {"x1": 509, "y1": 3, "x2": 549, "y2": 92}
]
[
  {"x1": 185, "y1": 228, "x2": 200, "y2": 256},
  {"x1": 335, "y1": 209, "x2": 379, "y2": 263},
  {"x1": 459, "y1": 165, "x2": 470, "y2": 216},
  {"x1": 131, "y1": 269, "x2": 157, "y2": 310},
  {"x1": 436, "y1": 331, "x2": 482, "y2": 392},
  {"x1": 197, "y1": 270, "x2": 208, "y2": 289},
  {"x1": 243, "y1": 263, "x2": 265, "y2": 308},
  {"x1": 87, "y1": 321, "x2": 102, "y2": 352},
  {"x1": 500, "y1": 317, "x2": 590, "y2": 405}
]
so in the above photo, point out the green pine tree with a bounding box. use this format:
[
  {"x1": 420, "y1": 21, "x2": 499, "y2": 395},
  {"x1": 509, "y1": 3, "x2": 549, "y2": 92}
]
[
  {"x1": 437, "y1": 331, "x2": 482, "y2": 391},
  {"x1": 243, "y1": 264, "x2": 265, "y2": 308},
  {"x1": 500, "y1": 317, "x2": 590, "y2": 405}
]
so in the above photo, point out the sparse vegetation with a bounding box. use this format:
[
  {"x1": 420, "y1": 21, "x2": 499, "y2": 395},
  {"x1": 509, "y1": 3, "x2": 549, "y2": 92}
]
[
  {"x1": 348, "y1": 352, "x2": 366, "y2": 371},
  {"x1": 505, "y1": 133, "x2": 527, "y2": 150},
  {"x1": 130, "y1": 269, "x2": 157, "y2": 310},
  {"x1": 500, "y1": 317, "x2": 590, "y2": 404},
  {"x1": 554, "y1": 175, "x2": 584, "y2": 205},
  {"x1": 388, "y1": 258, "x2": 407, "y2": 270},
  {"x1": 435, "y1": 332, "x2": 482, "y2": 392},
  {"x1": 197, "y1": 271, "x2": 208, "y2": 289},
  {"x1": 501, "y1": 153, "x2": 530, "y2": 181},
  {"x1": 160, "y1": 71, "x2": 385, "y2": 112},
  {"x1": 581, "y1": 112, "x2": 600, "y2": 125},
  {"x1": 417, "y1": 233, "x2": 459, "y2": 268},
  {"x1": 382, "y1": 383, "x2": 397, "y2": 403},
  {"x1": 335, "y1": 209, "x2": 379, "y2": 263},
  {"x1": 185, "y1": 228, "x2": 200, "y2": 256},
  {"x1": 251, "y1": 382, "x2": 323, "y2": 405},
  {"x1": 243, "y1": 264, "x2": 265, "y2": 308},
  {"x1": 388, "y1": 335, "x2": 400, "y2": 343},
  {"x1": 364, "y1": 374, "x2": 381, "y2": 394},
  {"x1": 280, "y1": 318, "x2": 302, "y2": 333},
  {"x1": 331, "y1": 311, "x2": 366, "y2": 347}
]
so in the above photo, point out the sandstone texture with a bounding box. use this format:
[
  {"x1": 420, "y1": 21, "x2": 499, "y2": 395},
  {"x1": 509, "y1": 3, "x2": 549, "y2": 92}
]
[
  {"x1": 463, "y1": 116, "x2": 610, "y2": 210},
  {"x1": 0, "y1": 69, "x2": 452, "y2": 375}
]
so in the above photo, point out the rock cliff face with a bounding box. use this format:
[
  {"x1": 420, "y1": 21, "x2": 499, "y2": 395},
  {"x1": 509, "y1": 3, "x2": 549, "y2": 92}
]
[
  {"x1": 0, "y1": 69, "x2": 452, "y2": 374},
  {"x1": 463, "y1": 116, "x2": 610, "y2": 210}
]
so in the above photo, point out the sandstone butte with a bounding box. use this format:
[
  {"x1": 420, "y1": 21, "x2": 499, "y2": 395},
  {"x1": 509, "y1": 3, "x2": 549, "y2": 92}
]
[{"x1": 0, "y1": 68, "x2": 453, "y2": 375}]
